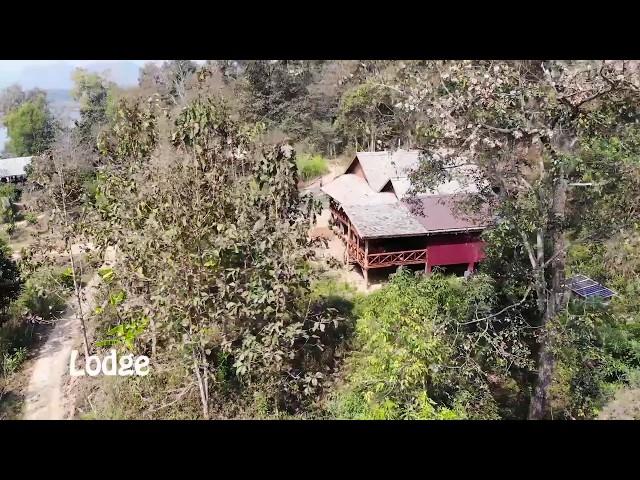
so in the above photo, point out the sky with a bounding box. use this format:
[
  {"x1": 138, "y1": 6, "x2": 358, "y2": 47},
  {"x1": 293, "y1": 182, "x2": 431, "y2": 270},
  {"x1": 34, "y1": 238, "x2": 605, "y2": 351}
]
[
  {"x1": 0, "y1": 60, "x2": 206, "y2": 90},
  {"x1": 0, "y1": 60, "x2": 161, "y2": 72},
  {"x1": 0, "y1": 60, "x2": 159, "y2": 90}
]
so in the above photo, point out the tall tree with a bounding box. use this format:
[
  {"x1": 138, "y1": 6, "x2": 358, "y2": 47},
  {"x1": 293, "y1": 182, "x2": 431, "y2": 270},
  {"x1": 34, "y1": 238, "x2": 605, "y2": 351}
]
[
  {"x1": 3, "y1": 95, "x2": 57, "y2": 156},
  {"x1": 71, "y1": 69, "x2": 117, "y2": 146},
  {"x1": 401, "y1": 60, "x2": 640, "y2": 418},
  {"x1": 0, "y1": 85, "x2": 46, "y2": 118},
  {"x1": 137, "y1": 60, "x2": 198, "y2": 106},
  {"x1": 88, "y1": 81, "x2": 346, "y2": 417}
]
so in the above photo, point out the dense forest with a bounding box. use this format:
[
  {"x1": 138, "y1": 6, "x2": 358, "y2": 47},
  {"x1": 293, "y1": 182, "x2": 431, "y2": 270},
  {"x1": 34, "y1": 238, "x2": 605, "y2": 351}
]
[{"x1": 1, "y1": 60, "x2": 640, "y2": 420}]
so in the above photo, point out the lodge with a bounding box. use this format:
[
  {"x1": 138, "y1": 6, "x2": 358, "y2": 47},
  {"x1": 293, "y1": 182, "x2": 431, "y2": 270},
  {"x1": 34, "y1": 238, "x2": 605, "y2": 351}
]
[
  {"x1": 0, "y1": 156, "x2": 32, "y2": 184},
  {"x1": 321, "y1": 150, "x2": 490, "y2": 286}
]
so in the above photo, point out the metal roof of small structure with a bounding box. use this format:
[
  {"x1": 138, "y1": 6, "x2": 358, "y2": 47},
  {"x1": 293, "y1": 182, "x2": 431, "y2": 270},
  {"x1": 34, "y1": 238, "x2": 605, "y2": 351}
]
[
  {"x1": 321, "y1": 174, "x2": 397, "y2": 206},
  {"x1": 402, "y1": 195, "x2": 490, "y2": 233},
  {"x1": 342, "y1": 203, "x2": 428, "y2": 239},
  {"x1": 0, "y1": 156, "x2": 32, "y2": 178},
  {"x1": 567, "y1": 274, "x2": 616, "y2": 300}
]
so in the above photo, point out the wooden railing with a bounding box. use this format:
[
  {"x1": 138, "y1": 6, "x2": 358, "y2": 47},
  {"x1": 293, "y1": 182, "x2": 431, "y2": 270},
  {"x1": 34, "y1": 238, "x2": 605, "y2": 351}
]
[
  {"x1": 367, "y1": 249, "x2": 427, "y2": 268},
  {"x1": 347, "y1": 242, "x2": 427, "y2": 269},
  {"x1": 347, "y1": 242, "x2": 366, "y2": 266},
  {"x1": 330, "y1": 204, "x2": 349, "y2": 227}
]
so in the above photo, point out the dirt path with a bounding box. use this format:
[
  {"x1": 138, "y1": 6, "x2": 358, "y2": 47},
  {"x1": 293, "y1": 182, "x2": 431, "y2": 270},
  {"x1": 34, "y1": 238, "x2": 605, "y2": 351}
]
[
  {"x1": 598, "y1": 387, "x2": 640, "y2": 420},
  {"x1": 22, "y1": 247, "x2": 114, "y2": 420}
]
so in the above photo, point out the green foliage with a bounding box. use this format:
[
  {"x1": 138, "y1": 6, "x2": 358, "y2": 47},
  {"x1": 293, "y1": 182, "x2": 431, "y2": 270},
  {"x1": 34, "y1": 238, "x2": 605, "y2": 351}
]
[
  {"x1": 549, "y1": 301, "x2": 640, "y2": 419},
  {"x1": 0, "y1": 236, "x2": 21, "y2": 313},
  {"x1": 71, "y1": 69, "x2": 118, "y2": 145},
  {"x1": 1, "y1": 346, "x2": 26, "y2": 376},
  {"x1": 567, "y1": 242, "x2": 608, "y2": 282},
  {"x1": 331, "y1": 269, "x2": 533, "y2": 419},
  {"x1": 571, "y1": 126, "x2": 640, "y2": 239},
  {"x1": 0, "y1": 184, "x2": 19, "y2": 203},
  {"x1": 310, "y1": 277, "x2": 363, "y2": 314},
  {"x1": 3, "y1": 96, "x2": 56, "y2": 156},
  {"x1": 335, "y1": 83, "x2": 392, "y2": 151},
  {"x1": 296, "y1": 153, "x2": 329, "y2": 181},
  {"x1": 24, "y1": 212, "x2": 38, "y2": 225},
  {"x1": 13, "y1": 267, "x2": 71, "y2": 320},
  {"x1": 96, "y1": 315, "x2": 149, "y2": 351},
  {"x1": 87, "y1": 90, "x2": 350, "y2": 418},
  {"x1": 0, "y1": 184, "x2": 19, "y2": 225}
]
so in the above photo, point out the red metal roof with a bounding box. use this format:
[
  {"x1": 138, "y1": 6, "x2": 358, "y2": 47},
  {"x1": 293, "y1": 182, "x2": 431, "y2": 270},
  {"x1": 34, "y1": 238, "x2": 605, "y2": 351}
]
[{"x1": 401, "y1": 195, "x2": 490, "y2": 233}]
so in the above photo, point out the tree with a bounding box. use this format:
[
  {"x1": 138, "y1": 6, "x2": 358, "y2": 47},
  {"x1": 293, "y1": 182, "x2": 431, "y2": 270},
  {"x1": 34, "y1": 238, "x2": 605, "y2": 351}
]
[
  {"x1": 398, "y1": 60, "x2": 640, "y2": 418},
  {"x1": 3, "y1": 95, "x2": 57, "y2": 156},
  {"x1": 71, "y1": 69, "x2": 117, "y2": 146},
  {"x1": 0, "y1": 85, "x2": 25, "y2": 117},
  {"x1": 0, "y1": 236, "x2": 21, "y2": 314},
  {"x1": 238, "y1": 60, "x2": 314, "y2": 125},
  {"x1": 0, "y1": 85, "x2": 46, "y2": 118},
  {"x1": 332, "y1": 269, "x2": 533, "y2": 419},
  {"x1": 335, "y1": 83, "x2": 395, "y2": 151},
  {"x1": 28, "y1": 133, "x2": 100, "y2": 359},
  {"x1": 87, "y1": 80, "x2": 348, "y2": 418},
  {"x1": 137, "y1": 60, "x2": 197, "y2": 106}
]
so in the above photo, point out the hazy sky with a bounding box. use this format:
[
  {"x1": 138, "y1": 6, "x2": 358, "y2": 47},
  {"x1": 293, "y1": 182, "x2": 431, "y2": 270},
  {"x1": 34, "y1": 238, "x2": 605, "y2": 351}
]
[{"x1": 0, "y1": 60, "x2": 162, "y2": 72}]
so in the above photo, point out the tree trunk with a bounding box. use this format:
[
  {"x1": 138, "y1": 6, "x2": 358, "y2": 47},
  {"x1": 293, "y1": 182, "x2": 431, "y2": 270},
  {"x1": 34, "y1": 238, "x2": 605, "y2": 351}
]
[
  {"x1": 528, "y1": 310, "x2": 555, "y2": 419},
  {"x1": 68, "y1": 247, "x2": 91, "y2": 360},
  {"x1": 528, "y1": 164, "x2": 568, "y2": 419}
]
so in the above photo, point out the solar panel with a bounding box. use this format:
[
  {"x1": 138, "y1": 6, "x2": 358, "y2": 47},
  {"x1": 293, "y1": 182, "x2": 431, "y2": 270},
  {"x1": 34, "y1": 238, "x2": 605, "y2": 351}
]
[
  {"x1": 567, "y1": 274, "x2": 616, "y2": 300},
  {"x1": 573, "y1": 279, "x2": 597, "y2": 289}
]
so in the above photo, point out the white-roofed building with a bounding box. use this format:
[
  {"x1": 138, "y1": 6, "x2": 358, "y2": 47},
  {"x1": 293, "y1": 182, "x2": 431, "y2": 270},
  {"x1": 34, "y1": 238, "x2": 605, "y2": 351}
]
[{"x1": 0, "y1": 156, "x2": 32, "y2": 183}]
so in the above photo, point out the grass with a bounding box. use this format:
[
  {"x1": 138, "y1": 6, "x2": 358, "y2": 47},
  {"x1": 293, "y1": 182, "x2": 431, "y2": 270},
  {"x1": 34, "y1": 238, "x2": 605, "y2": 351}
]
[
  {"x1": 297, "y1": 154, "x2": 329, "y2": 182},
  {"x1": 311, "y1": 276, "x2": 366, "y2": 319}
]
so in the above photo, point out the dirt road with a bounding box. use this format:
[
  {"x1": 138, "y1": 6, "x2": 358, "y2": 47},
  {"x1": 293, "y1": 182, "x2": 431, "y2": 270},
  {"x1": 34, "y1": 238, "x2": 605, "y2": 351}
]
[{"x1": 22, "y1": 247, "x2": 114, "y2": 420}]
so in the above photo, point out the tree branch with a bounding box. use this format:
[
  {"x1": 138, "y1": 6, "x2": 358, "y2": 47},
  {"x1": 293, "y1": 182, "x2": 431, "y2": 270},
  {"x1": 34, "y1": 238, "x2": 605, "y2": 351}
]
[{"x1": 460, "y1": 286, "x2": 533, "y2": 325}]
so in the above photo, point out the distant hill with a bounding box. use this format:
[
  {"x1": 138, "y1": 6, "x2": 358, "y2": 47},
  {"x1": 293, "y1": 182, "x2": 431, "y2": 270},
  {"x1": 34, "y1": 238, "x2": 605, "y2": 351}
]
[{"x1": 46, "y1": 89, "x2": 73, "y2": 103}]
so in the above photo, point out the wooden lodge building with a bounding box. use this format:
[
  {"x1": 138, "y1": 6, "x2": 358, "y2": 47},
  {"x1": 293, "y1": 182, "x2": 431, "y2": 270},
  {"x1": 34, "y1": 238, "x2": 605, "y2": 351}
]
[
  {"x1": 0, "y1": 156, "x2": 32, "y2": 184},
  {"x1": 321, "y1": 150, "x2": 489, "y2": 286}
]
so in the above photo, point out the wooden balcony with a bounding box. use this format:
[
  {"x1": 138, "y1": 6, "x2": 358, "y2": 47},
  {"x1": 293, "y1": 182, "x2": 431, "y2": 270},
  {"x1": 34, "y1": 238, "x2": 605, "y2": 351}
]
[
  {"x1": 367, "y1": 249, "x2": 427, "y2": 268},
  {"x1": 347, "y1": 241, "x2": 427, "y2": 270}
]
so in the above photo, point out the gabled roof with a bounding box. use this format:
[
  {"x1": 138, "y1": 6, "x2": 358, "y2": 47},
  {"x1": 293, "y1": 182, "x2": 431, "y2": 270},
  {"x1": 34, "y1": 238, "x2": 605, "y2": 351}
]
[
  {"x1": 323, "y1": 150, "x2": 491, "y2": 238},
  {"x1": 349, "y1": 149, "x2": 422, "y2": 192},
  {"x1": 342, "y1": 203, "x2": 428, "y2": 239},
  {"x1": 321, "y1": 174, "x2": 397, "y2": 206},
  {"x1": 0, "y1": 156, "x2": 32, "y2": 178}
]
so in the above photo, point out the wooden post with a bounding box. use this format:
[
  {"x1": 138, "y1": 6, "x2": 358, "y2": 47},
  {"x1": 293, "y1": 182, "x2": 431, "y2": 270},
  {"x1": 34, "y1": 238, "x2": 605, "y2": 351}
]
[
  {"x1": 345, "y1": 221, "x2": 351, "y2": 264},
  {"x1": 364, "y1": 239, "x2": 369, "y2": 289},
  {"x1": 425, "y1": 247, "x2": 430, "y2": 275}
]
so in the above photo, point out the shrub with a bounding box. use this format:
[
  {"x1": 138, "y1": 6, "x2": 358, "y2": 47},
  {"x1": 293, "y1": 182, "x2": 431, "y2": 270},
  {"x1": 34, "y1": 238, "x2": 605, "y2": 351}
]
[
  {"x1": 296, "y1": 153, "x2": 329, "y2": 182},
  {"x1": 24, "y1": 212, "x2": 38, "y2": 225},
  {"x1": 13, "y1": 267, "x2": 71, "y2": 320},
  {"x1": 330, "y1": 269, "x2": 530, "y2": 419},
  {"x1": 549, "y1": 298, "x2": 640, "y2": 419},
  {"x1": 0, "y1": 184, "x2": 19, "y2": 203},
  {"x1": 1, "y1": 346, "x2": 26, "y2": 376},
  {"x1": 0, "y1": 236, "x2": 21, "y2": 313}
]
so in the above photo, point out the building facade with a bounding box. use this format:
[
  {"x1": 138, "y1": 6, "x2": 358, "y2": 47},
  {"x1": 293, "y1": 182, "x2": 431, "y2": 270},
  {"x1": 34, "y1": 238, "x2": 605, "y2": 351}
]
[{"x1": 321, "y1": 150, "x2": 489, "y2": 286}]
